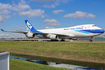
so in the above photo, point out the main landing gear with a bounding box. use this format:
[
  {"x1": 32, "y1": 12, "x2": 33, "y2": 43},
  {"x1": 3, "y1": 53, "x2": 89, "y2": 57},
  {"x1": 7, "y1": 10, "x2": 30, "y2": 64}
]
[
  {"x1": 61, "y1": 38, "x2": 65, "y2": 41},
  {"x1": 51, "y1": 39, "x2": 58, "y2": 41}
]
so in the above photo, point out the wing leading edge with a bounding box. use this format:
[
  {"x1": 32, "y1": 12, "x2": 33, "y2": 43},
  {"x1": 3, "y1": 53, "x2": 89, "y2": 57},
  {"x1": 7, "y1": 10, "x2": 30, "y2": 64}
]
[{"x1": 1, "y1": 29, "x2": 27, "y2": 34}]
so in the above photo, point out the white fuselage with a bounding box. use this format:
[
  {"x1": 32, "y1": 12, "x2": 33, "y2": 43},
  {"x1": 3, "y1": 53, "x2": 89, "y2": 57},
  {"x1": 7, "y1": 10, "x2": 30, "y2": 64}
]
[{"x1": 38, "y1": 24, "x2": 104, "y2": 38}]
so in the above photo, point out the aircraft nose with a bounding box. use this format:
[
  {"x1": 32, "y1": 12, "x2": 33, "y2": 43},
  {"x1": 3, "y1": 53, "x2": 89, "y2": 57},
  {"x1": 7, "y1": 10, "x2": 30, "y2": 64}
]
[{"x1": 100, "y1": 29, "x2": 104, "y2": 33}]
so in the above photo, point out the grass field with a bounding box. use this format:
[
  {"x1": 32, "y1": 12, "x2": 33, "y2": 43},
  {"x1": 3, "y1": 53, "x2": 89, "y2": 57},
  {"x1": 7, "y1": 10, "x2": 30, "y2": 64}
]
[
  {"x1": 0, "y1": 41, "x2": 105, "y2": 69},
  {"x1": 10, "y1": 59, "x2": 70, "y2": 70}
]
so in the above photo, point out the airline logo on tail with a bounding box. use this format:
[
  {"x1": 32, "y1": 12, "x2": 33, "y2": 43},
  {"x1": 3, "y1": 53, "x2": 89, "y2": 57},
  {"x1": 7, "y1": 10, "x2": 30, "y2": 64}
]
[
  {"x1": 25, "y1": 20, "x2": 42, "y2": 33},
  {"x1": 27, "y1": 22, "x2": 32, "y2": 29}
]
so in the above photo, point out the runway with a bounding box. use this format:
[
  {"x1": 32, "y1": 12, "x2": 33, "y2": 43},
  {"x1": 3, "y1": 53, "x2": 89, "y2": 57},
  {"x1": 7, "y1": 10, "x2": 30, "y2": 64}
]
[
  {"x1": 1, "y1": 38, "x2": 105, "y2": 43},
  {"x1": 0, "y1": 38, "x2": 70, "y2": 42}
]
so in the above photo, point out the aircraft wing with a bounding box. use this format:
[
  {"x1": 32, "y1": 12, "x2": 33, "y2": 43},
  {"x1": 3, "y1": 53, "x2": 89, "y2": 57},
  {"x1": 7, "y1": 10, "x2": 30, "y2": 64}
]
[
  {"x1": 1, "y1": 29, "x2": 74, "y2": 38},
  {"x1": 1, "y1": 29, "x2": 27, "y2": 34},
  {"x1": 32, "y1": 32, "x2": 74, "y2": 38},
  {"x1": 1, "y1": 29, "x2": 47, "y2": 35}
]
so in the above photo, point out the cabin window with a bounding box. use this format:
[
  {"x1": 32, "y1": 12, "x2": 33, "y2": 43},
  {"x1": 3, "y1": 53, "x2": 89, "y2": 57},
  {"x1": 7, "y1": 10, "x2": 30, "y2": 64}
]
[{"x1": 92, "y1": 25, "x2": 96, "y2": 27}]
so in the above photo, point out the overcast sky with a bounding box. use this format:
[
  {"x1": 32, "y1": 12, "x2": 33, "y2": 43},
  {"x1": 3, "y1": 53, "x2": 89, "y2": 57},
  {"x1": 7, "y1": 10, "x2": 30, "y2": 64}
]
[{"x1": 0, "y1": 0, "x2": 105, "y2": 38}]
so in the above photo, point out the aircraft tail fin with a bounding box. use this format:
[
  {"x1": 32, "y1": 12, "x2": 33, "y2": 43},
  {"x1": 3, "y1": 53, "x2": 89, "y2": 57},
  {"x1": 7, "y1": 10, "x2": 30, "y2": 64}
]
[
  {"x1": 26, "y1": 26, "x2": 29, "y2": 32},
  {"x1": 25, "y1": 20, "x2": 41, "y2": 33}
]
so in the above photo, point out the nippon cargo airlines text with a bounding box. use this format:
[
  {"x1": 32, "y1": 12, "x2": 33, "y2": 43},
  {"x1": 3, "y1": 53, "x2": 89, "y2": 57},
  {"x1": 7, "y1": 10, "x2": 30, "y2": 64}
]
[{"x1": 64, "y1": 27, "x2": 83, "y2": 30}]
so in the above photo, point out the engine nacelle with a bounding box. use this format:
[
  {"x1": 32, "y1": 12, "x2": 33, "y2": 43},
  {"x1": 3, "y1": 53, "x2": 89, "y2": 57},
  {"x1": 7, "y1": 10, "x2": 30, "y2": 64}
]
[
  {"x1": 26, "y1": 32, "x2": 35, "y2": 38},
  {"x1": 46, "y1": 34, "x2": 58, "y2": 40}
]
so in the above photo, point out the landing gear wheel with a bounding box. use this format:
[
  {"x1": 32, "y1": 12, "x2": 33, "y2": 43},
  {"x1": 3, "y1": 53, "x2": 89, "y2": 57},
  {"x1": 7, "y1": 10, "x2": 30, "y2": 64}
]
[
  {"x1": 89, "y1": 40, "x2": 93, "y2": 42},
  {"x1": 51, "y1": 39, "x2": 58, "y2": 41},
  {"x1": 61, "y1": 39, "x2": 65, "y2": 41}
]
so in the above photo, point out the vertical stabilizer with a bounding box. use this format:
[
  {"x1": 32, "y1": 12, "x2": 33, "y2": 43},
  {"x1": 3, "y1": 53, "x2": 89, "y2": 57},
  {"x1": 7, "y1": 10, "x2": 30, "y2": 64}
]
[
  {"x1": 25, "y1": 20, "x2": 41, "y2": 33},
  {"x1": 26, "y1": 26, "x2": 29, "y2": 32}
]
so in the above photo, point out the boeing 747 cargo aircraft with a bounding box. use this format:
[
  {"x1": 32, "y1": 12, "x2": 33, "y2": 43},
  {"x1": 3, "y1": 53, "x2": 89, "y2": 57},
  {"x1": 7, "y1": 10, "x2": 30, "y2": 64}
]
[{"x1": 1, "y1": 20, "x2": 104, "y2": 42}]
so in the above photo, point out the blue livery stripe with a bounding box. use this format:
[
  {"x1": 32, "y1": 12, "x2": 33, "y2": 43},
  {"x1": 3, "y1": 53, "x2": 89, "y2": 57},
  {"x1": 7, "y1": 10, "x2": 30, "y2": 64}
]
[
  {"x1": 81, "y1": 29, "x2": 104, "y2": 33},
  {"x1": 75, "y1": 30, "x2": 91, "y2": 34},
  {"x1": 75, "y1": 29, "x2": 104, "y2": 34}
]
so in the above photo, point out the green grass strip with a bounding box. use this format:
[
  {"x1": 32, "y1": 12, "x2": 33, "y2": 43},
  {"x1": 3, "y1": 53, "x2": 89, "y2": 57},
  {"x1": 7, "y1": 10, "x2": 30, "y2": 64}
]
[{"x1": 0, "y1": 41, "x2": 105, "y2": 69}]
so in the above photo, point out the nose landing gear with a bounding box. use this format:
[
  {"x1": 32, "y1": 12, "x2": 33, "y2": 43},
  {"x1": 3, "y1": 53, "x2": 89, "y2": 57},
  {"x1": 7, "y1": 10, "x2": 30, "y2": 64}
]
[
  {"x1": 89, "y1": 37, "x2": 93, "y2": 42},
  {"x1": 89, "y1": 39, "x2": 93, "y2": 42}
]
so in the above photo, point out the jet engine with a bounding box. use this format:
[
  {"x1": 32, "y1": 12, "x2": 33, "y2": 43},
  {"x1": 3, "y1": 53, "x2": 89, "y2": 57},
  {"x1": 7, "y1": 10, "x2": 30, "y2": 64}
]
[
  {"x1": 26, "y1": 32, "x2": 35, "y2": 38},
  {"x1": 46, "y1": 34, "x2": 58, "y2": 40}
]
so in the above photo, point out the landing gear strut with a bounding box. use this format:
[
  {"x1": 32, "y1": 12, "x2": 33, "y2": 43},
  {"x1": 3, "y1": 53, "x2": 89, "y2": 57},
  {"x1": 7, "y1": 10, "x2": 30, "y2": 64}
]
[{"x1": 89, "y1": 37, "x2": 93, "y2": 42}]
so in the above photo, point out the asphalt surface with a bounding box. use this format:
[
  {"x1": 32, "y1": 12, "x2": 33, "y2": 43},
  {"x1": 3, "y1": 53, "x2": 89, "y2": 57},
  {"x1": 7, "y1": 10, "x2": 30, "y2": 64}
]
[{"x1": 1, "y1": 38, "x2": 105, "y2": 43}]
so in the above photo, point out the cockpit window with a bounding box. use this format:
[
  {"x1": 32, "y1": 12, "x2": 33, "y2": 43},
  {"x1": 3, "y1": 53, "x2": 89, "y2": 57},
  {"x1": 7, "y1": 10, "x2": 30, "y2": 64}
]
[{"x1": 92, "y1": 25, "x2": 96, "y2": 27}]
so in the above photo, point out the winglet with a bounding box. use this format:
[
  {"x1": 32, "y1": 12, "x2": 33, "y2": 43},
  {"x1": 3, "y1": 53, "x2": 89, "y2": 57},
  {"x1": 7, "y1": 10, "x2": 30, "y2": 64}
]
[{"x1": 1, "y1": 29, "x2": 4, "y2": 31}]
